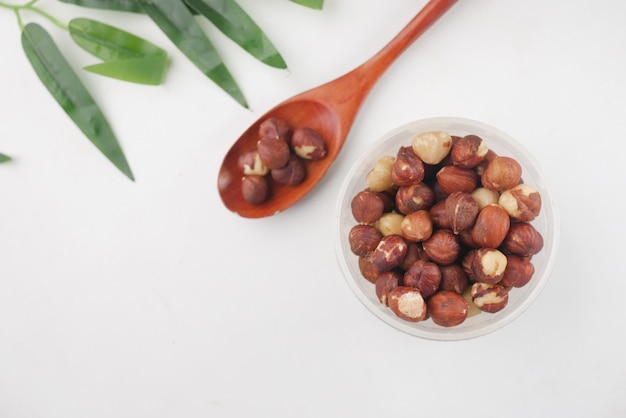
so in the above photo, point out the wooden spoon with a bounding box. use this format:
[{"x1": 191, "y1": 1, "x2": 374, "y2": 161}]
[{"x1": 218, "y1": 0, "x2": 459, "y2": 218}]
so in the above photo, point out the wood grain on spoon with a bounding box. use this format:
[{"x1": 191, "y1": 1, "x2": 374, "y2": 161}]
[{"x1": 218, "y1": 0, "x2": 459, "y2": 218}]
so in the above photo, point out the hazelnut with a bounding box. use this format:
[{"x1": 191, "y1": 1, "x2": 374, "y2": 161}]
[
  {"x1": 427, "y1": 290, "x2": 469, "y2": 327},
  {"x1": 457, "y1": 229, "x2": 480, "y2": 249},
  {"x1": 258, "y1": 117, "x2": 291, "y2": 141},
  {"x1": 241, "y1": 175, "x2": 269, "y2": 205},
  {"x1": 422, "y1": 229, "x2": 461, "y2": 266},
  {"x1": 471, "y1": 248, "x2": 508, "y2": 284},
  {"x1": 412, "y1": 131, "x2": 452, "y2": 165},
  {"x1": 481, "y1": 156, "x2": 522, "y2": 191},
  {"x1": 471, "y1": 187, "x2": 500, "y2": 210},
  {"x1": 461, "y1": 250, "x2": 478, "y2": 282},
  {"x1": 395, "y1": 183, "x2": 435, "y2": 215},
  {"x1": 429, "y1": 200, "x2": 451, "y2": 229},
  {"x1": 351, "y1": 190, "x2": 385, "y2": 224},
  {"x1": 370, "y1": 235, "x2": 408, "y2": 271},
  {"x1": 237, "y1": 149, "x2": 269, "y2": 176},
  {"x1": 348, "y1": 224, "x2": 382, "y2": 257},
  {"x1": 271, "y1": 154, "x2": 306, "y2": 186},
  {"x1": 388, "y1": 286, "x2": 428, "y2": 322},
  {"x1": 500, "y1": 255, "x2": 535, "y2": 288},
  {"x1": 439, "y1": 264, "x2": 469, "y2": 294},
  {"x1": 375, "y1": 212, "x2": 405, "y2": 236},
  {"x1": 471, "y1": 282, "x2": 509, "y2": 313},
  {"x1": 501, "y1": 222, "x2": 544, "y2": 257},
  {"x1": 450, "y1": 134, "x2": 489, "y2": 168},
  {"x1": 461, "y1": 285, "x2": 482, "y2": 318},
  {"x1": 436, "y1": 165, "x2": 478, "y2": 194},
  {"x1": 375, "y1": 271, "x2": 402, "y2": 306},
  {"x1": 404, "y1": 260, "x2": 441, "y2": 299},
  {"x1": 445, "y1": 191, "x2": 479, "y2": 235},
  {"x1": 400, "y1": 210, "x2": 433, "y2": 242},
  {"x1": 358, "y1": 256, "x2": 384, "y2": 283},
  {"x1": 366, "y1": 155, "x2": 396, "y2": 192},
  {"x1": 471, "y1": 204, "x2": 511, "y2": 248},
  {"x1": 391, "y1": 146, "x2": 425, "y2": 186},
  {"x1": 475, "y1": 149, "x2": 498, "y2": 176},
  {"x1": 399, "y1": 242, "x2": 430, "y2": 270},
  {"x1": 257, "y1": 137, "x2": 290, "y2": 169},
  {"x1": 498, "y1": 183, "x2": 542, "y2": 221},
  {"x1": 291, "y1": 127, "x2": 327, "y2": 160}
]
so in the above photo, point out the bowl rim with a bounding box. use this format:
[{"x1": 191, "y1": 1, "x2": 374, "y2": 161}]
[{"x1": 335, "y1": 116, "x2": 560, "y2": 341}]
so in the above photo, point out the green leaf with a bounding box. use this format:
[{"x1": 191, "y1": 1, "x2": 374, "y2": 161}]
[
  {"x1": 84, "y1": 55, "x2": 169, "y2": 85},
  {"x1": 289, "y1": 0, "x2": 324, "y2": 10},
  {"x1": 58, "y1": 0, "x2": 144, "y2": 13},
  {"x1": 184, "y1": 0, "x2": 287, "y2": 69},
  {"x1": 0, "y1": 153, "x2": 12, "y2": 163},
  {"x1": 21, "y1": 23, "x2": 134, "y2": 181},
  {"x1": 138, "y1": 0, "x2": 248, "y2": 108}
]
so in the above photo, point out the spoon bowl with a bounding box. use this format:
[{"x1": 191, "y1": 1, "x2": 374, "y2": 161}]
[{"x1": 218, "y1": 0, "x2": 459, "y2": 218}]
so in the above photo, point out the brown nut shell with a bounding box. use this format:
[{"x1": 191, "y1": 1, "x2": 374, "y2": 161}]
[
  {"x1": 241, "y1": 175, "x2": 270, "y2": 205},
  {"x1": 351, "y1": 190, "x2": 385, "y2": 224},
  {"x1": 498, "y1": 184, "x2": 542, "y2": 222},
  {"x1": 391, "y1": 146, "x2": 425, "y2": 186},
  {"x1": 348, "y1": 224, "x2": 382, "y2": 257},
  {"x1": 271, "y1": 154, "x2": 306, "y2": 186},
  {"x1": 500, "y1": 255, "x2": 535, "y2": 288},
  {"x1": 471, "y1": 204, "x2": 511, "y2": 248},
  {"x1": 439, "y1": 264, "x2": 469, "y2": 294},
  {"x1": 291, "y1": 127, "x2": 327, "y2": 160},
  {"x1": 471, "y1": 282, "x2": 509, "y2": 313},
  {"x1": 422, "y1": 229, "x2": 461, "y2": 266},
  {"x1": 436, "y1": 166, "x2": 478, "y2": 195},
  {"x1": 471, "y1": 248, "x2": 508, "y2": 285},
  {"x1": 258, "y1": 117, "x2": 291, "y2": 141},
  {"x1": 427, "y1": 290, "x2": 470, "y2": 327},
  {"x1": 388, "y1": 286, "x2": 428, "y2": 322},
  {"x1": 481, "y1": 156, "x2": 522, "y2": 191},
  {"x1": 370, "y1": 235, "x2": 408, "y2": 271},
  {"x1": 400, "y1": 210, "x2": 433, "y2": 242},
  {"x1": 450, "y1": 134, "x2": 489, "y2": 169},
  {"x1": 445, "y1": 191, "x2": 479, "y2": 235},
  {"x1": 256, "y1": 137, "x2": 290, "y2": 169},
  {"x1": 403, "y1": 260, "x2": 441, "y2": 299},
  {"x1": 375, "y1": 271, "x2": 403, "y2": 306},
  {"x1": 501, "y1": 222, "x2": 544, "y2": 257},
  {"x1": 395, "y1": 183, "x2": 435, "y2": 215}
]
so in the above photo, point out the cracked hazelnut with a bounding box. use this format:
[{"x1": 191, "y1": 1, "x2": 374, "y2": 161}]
[
  {"x1": 481, "y1": 156, "x2": 522, "y2": 191},
  {"x1": 351, "y1": 190, "x2": 385, "y2": 224},
  {"x1": 499, "y1": 183, "x2": 542, "y2": 221},
  {"x1": 395, "y1": 183, "x2": 435, "y2": 215},
  {"x1": 257, "y1": 137, "x2": 290, "y2": 169},
  {"x1": 258, "y1": 117, "x2": 291, "y2": 141},
  {"x1": 436, "y1": 165, "x2": 478, "y2": 194},
  {"x1": 391, "y1": 146, "x2": 425, "y2": 186},
  {"x1": 471, "y1": 282, "x2": 509, "y2": 313},
  {"x1": 471, "y1": 248, "x2": 508, "y2": 284},
  {"x1": 400, "y1": 210, "x2": 433, "y2": 242},
  {"x1": 237, "y1": 149, "x2": 269, "y2": 176},
  {"x1": 375, "y1": 271, "x2": 402, "y2": 306},
  {"x1": 366, "y1": 155, "x2": 396, "y2": 192},
  {"x1": 376, "y1": 213, "x2": 405, "y2": 236},
  {"x1": 271, "y1": 154, "x2": 306, "y2": 185},
  {"x1": 388, "y1": 286, "x2": 428, "y2": 322},
  {"x1": 500, "y1": 255, "x2": 535, "y2": 288},
  {"x1": 404, "y1": 259, "x2": 441, "y2": 299},
  {"x1": 241, "y1": 175, "x2": 270, "y2": 205},
  {"x1": 471, "y1": 204, "x2": 510, "y2": 248},
  {"x1": 440, "y1": 264, "x2": 469, "y2": 294},
  {"x1": 291, "y1": 127, "x2": 327, "y2": 160},
  {"x1": 427, "y1": 290, "x2": 469, "y2": 327},
  {"x1": 445, "y1": 191, "x2": 479, "y2": 234},
  {"x1": 451, "y1": 134, "x2": 489, "y2": 168},
  {"x1": 370, "y1": 235, "x2": 408, "y2": 271},
  {"x1": 348, "y1": 224, "x2": 382, "y2": 257},
  {"x1": 412, "y1": 131, "x2": 452, "y2": 165},
  {"x1": 422, "y1": 229, "x2": 461, "y2": 266},
  {"x1": 501, "y1": 222, "x2": 544, "y2": 257}
]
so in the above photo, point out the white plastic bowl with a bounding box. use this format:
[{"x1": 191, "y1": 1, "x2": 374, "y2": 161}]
[{"x1": 335, "y1": 117, "x2": 559, "y2": 341}]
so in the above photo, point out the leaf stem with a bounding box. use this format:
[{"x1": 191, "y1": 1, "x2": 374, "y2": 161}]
[{"x1": 0, "y1": 0, "x2": 68, "y2": 31}]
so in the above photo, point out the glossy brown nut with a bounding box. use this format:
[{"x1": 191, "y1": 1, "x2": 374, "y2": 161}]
[
  {"x1": 403, "y1": 259, "x2": 441, "y2": 299},
  {"x1": 445, "y1": 191, "x2": 479, "y2": 234},
  {"x1": 429, "y1": 200, "x2": 451, "y2": 229},
  {"x1": 400, "y1": 210, "x2": 433, "y2": 242},
  {"x1": 351, "y1": 190, "x2": 385, "y2": 224},
  {"x1": 271, "y1": 154, "x2": 306, "y2": 186},
  {"x1": 388, "y1": 286, "x2": 428, "y2": 322},
  {"x1": 375, "y1": 271, "x2": 403, "y2": 306},
  {"x1": 498, "y1": 184, "x2": 542, "y2": 222},
  {"x1": 370, "y1": 235, "x2": 408, "y2": 271},
  {"x1": 471, "y1": 282, "x2": 509, "y2": 313},
  {"x1": 439, "y1": 264, "x2": 469, "y2": 294},
  {"x1": 450, "y1": 134, "x2": 489, "y2": 168},
  {"x1": 481, "y1": 156, "x2": 522, "y2": 191},
  {"x1": 501, "y1": 222, "x2": 544, "y2": 257},
  {"x1": 391, "y1": 146, "x2": 425, "y2": 186},
  {"x1": 500, "y1": 255, "x2": 535, "y2": 288},
  {"x1": 427, "y1": 290, "x2": 470, "y2": 327},
  {"x1": 258, "y1": 117, "x2": 291, "y2": 141},
  {"x1": 471, "y1": 248, "x2": 508, "y2": 285},
  {"x1": 471, "y1": 204, "x2": 511, "y2": 248},
  {"x1": 256, "y1": 137, "x2": 290, "y2": 169},
  {"x1": 399, "y1": 242, "x2": 430, "y2": 270},
  {"x1": 237, "y1": 149, "x2": 269, "y2": 176},
  {"x1": 461, "y1": 250, "x2": 478, "y2": 282},
  {"x1": 291, "y1": 127, "x2": 327, "y2": 160},
  {"x1": 358, "y1": 256, "x2": 383, "y2": 283},
  {"x1": 436, "y1": 165, "x2": 478, "y2": 194},
  {"x1": 422, "y1": 229, "x2": 461, "y2": 266},
  {"x1": 395, "y1": 183, "x2": 435, "y2": 215},
  {"x1": 348, "y1": 224, "x2": 382, "y2": 257},
  {"x1": 241, "y1": 175, "x2": 269, "y2": 205}
]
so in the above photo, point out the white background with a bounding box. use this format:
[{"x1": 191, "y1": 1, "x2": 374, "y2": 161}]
[{"x1": 1, "y1": 0, "x2": 625, "y2": 417}]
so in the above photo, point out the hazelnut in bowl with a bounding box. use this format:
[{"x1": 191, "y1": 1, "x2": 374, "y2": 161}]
[{"x1": 335, "y1": 116, "x2": 559, "y2": 341}]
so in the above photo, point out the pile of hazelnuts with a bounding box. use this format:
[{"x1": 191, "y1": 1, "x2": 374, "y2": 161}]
[
  {"x1": 238, "y1": 117, "x2": 327, "y2": 205},
  {"x1": 348, "y1": 131, "x2": 544, "y2": 327}
]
